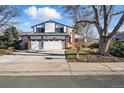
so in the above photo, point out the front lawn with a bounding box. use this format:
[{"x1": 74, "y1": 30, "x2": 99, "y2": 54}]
[
  {"x1": 66, "y1": 48, "x2": 124, "y2": 62},
  {"x1": 0, "y1": 49, "x2": 12, "y2": 56}
]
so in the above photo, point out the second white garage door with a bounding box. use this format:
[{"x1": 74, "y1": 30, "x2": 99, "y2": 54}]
[{"x1": 43, "y1": 40, "x2": 62, "y2": 50}]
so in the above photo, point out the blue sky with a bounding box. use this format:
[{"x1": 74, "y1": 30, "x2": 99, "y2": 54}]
[
  {"x1": 14, "y1": 5, "x2": 124, "y2": 33},
  {"x1": 15, "y1": 5, "x2": 73, "y2": 32}
]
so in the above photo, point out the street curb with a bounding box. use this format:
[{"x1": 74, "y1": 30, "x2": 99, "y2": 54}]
[{"x1": 0, "y1": 70, "x2": 123, "y2": 76}]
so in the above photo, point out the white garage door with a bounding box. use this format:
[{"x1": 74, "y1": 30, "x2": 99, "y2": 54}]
[
  {"x1": 31, "y1": 41, "x2": 39, "y2": 50},
  {"x1": 43, "y1": 40, "x2": 62, "y2": 50}
]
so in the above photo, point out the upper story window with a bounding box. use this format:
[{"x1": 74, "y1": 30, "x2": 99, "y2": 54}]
[
  {"x1": 55, "y1": 24, "x2": 64, "y2": 33},
  {"x1": 45, "y1": 22, "x2": 55, "y2": 33},
  {"x1": 36, "y1": 24, "x2": 45, "y2": 33}
]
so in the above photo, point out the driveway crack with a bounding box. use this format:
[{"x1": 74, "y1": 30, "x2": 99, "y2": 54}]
[
  {"x1": 67, "y1": 62, "x2": 73, "y2": 75},
  {"x1": 100, "y1": 63, "x2": 120, "y2": 75}
]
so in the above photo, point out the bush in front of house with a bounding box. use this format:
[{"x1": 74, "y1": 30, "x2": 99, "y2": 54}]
[
  {"x1": 0, "y1": 26, "x2": 19, "y2": 49},
  {"x1": 109, "y1": 41, "x2": 124, "y2": 57},
  {"x1": 0, "y1": 36, "x2": 7, "y2": 48}
]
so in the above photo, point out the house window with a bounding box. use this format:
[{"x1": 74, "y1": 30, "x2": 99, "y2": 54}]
[
  {"x1": 36, "y1": 24, "x2": 45, "y2": 33},
  {"x1": 36, "y1": 27, "x2": 41, "y2": 33},
  {"x1": 56, "y1": 27, "x2": 64, "y2": 33},
  {"x1": 60, "y1": 28, "x2": 64, "y2": 33},
  {"x1": 55, "y1": 24, "x2": 64, "y2": 33},
  {"x1": 36, "y1": 27, "x2": 45, "y2": 33},
  {"x1": 41, "y1": 28, "x2": 45, "y2": 33},
  {"x1": 56, "y1": 28, "x2": 60, "y2": 33}
]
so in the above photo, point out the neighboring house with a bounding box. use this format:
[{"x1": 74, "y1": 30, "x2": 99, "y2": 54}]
[
  {"x1": 19, "y1": 20, "x2": 76, "y2": 50},
  {"x1": 113, "y1": 31, "x2": 124, "y2": 41}
]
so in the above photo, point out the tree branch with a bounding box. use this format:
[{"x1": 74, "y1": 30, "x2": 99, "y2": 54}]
[
  {"x1": 107, "y1": 5, "x2": 113, "y2": 14},
  {"x1": 0, "y1": 16, "x2": 14, "y2": 27},
  {"x1": 107, "y1": 6, "x2": 113, "y2": 25},
  {"x1": 0, "y1": 6, "x2": 21, "y2": 28},
  {"x1": 76, "y1": 20, "x2": 96, "y2": 24},
  {"x1": 92, "y1": 5, "x2": 101, "y2": 35},
  {"x1": 103, "y1": 5, "x2": 108, "y2": 36},
  {"x1": 108, "y1": 13, "x2": 124, "y2": 38},
  {"x1": 111, "y1": 11, "x2": 124, "y2": 16},
  {"x1": 109, "y1": 11, "x2": 124, "y2": 23}
]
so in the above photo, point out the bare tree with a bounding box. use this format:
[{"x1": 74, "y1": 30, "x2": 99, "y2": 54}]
[
  {"x1": 75, "y1": 23, "x2": 95, "y2": 43},
  {"x1": 64, "y1": 5, "x2": 124, "y2": 56},
  {"x1": 64, "y1": 6, "x2": 96, "y2": 44},
  {"x1": 0, "y1": 5, "x2": 21, "y2": 28}
]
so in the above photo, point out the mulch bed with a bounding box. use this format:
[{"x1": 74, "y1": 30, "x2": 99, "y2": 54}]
[{"x1": 66, "y1": 49, "x2": 124, "y2": 62}]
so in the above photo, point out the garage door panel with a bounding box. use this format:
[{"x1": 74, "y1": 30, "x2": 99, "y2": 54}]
[
  {"x1": 31, "y1": 41, "x2": 39, "y2": 50},
  {"x1": 43, "y1": 41, "x2": 62, "y2": 49}
]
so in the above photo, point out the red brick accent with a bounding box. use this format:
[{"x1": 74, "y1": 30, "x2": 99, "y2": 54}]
[
  {"x1": 72, "y1": 30, "x2": 75, "y2": 49},
  {"x1": 28, "y1": 40, "x2": 31, "y2": 49},
  {"x1": 25, "y1": 42, "x2": 28, "y2": 49},
  {"x1": 65, "y1": 36, "x2": 69, "y2": 49}
]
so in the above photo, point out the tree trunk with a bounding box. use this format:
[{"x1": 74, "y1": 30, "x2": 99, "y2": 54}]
[
  {"x1": 98, "y1": 37, "x2": 112, "y2": 56},
  {"x1": 84, "y1": 38, "x2": 87, "y2": 43},
  {"x1": 76, "y1": 48, "x2": 80, "y2": 60}
]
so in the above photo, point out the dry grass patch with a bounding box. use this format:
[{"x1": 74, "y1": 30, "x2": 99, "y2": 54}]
[
  {"x1": 0, "y1": 49, "x2": 13, "y2": 56},
  {"x1": 66, "y1": 48, "x2": 124, "y2": 62}
]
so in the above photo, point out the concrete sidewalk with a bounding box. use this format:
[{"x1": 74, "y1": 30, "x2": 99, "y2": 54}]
[
  {"x1": 0, "y1": 62, "x2": 124, "y2": 76},
  {"x1": 69, "y1": 62, "x2": 124, "y2": 75}
]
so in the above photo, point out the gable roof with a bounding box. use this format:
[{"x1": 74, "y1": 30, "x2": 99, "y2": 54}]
[{"x1": 31, "y1": 20, "x2": 74, "y2": 28}]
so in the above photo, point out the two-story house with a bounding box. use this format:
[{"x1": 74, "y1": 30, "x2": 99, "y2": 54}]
[{"x1": 20, "y1": 20, "x2": 76, "y2": 50}]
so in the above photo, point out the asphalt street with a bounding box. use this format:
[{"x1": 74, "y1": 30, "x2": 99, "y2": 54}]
[{"x1": 0, "y1": 75, "x2": 124, "y2": 88}]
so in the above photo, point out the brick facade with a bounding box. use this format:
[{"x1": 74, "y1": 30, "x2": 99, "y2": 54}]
[{"x1": 72, "y1": 30, "x2": 76, "y2": 49}]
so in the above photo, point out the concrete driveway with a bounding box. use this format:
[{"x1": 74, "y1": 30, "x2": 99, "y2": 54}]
[
  {"x1": 1, "y1": 50, "x2": 124, "y2": 76},
  {"x1": 0, "y1": 49, "x2": 66, "y2": 63},
  {"x1": 0, "y1": 49, "x2": 69, "y2": 75}
]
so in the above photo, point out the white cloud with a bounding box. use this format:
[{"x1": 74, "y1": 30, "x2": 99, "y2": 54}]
[
  {"x1": 15, "y1": 22, "x2": 32, "y2": 32},
  {"x1": 24, "y1": 6, "x2": 61, "y2": 20},
  {"x1": 24, "y1": 22, "x2": 30, "y2": 26}
]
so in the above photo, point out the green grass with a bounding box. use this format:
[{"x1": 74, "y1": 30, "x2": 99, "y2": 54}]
[{"x1": 66, "y1": 48, "x2": 124, "y2": 62}]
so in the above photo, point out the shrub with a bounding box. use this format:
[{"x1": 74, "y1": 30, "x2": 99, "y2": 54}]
[
  {"x1": 109, "y1": 41, "x2": 124, "y2": 57},
  {"x1": 0, "y1": 26, "x2": 19, "y2": 49}
]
